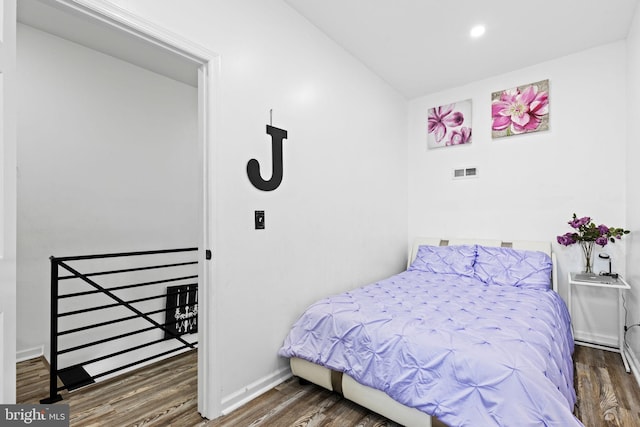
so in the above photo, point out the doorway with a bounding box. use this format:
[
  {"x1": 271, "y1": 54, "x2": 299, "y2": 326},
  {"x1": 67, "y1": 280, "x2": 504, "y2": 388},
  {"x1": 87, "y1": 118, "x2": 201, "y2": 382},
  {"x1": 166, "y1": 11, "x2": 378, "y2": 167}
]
[{"x1": 15, "y1": 0, "x2": 218, "y2": 418}]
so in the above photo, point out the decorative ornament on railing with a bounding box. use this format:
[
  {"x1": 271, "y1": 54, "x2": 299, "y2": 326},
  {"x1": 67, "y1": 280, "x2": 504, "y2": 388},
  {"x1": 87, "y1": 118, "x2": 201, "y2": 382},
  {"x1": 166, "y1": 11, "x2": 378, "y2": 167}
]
[{"x1": 165, "y1": 284, "x2": 198, "y2": 337}]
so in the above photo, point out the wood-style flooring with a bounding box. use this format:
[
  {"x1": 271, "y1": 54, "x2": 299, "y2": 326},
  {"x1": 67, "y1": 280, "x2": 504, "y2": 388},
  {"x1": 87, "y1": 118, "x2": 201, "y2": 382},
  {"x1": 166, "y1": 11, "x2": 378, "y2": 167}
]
[
  {"x1": 574, "y1": 346, "x2": 640, "y2": 426},
  {"x1": 16, "y1": 345, "x2": 640, "y2": 426}
]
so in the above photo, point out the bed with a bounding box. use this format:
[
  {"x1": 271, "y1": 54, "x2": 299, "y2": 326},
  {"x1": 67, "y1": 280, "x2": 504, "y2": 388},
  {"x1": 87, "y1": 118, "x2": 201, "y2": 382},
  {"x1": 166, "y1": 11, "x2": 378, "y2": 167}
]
[{"x1": 278, "y1": 238, "x2": 582, "y2": 427}]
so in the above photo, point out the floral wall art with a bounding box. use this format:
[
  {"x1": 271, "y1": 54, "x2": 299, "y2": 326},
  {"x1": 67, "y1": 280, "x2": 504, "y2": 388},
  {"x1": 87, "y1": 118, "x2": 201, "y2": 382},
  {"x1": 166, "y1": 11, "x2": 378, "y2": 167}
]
[
  {"x1": 491, "y1": 79, "x2": 549, "y2": 138},
  {"x1": 427, "y1": 99, "x2": 472, "y2": 149}
]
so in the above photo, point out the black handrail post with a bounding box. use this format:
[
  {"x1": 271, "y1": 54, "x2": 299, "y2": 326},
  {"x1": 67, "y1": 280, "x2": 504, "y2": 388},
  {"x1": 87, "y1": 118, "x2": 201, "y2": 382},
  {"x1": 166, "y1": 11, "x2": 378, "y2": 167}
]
[{"x1": 41, "y1": 257, "x2": 63, "y2": 403}]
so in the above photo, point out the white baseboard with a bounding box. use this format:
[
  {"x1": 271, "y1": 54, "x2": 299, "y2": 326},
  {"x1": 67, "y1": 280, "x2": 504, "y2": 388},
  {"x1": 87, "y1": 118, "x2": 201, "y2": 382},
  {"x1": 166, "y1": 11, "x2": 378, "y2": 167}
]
[
  {"x1": 16, "y1": 345, "x2": 44, "y2": 363},
  {"x1": 624, "y1": 343, "x2": 640, "y2": 389},
  {"x1": 221, "y1": 367, "x2": 292, "y2": 416},
  {"x1": 573, "y1": 330, "x2": 618, "y2": 347}
]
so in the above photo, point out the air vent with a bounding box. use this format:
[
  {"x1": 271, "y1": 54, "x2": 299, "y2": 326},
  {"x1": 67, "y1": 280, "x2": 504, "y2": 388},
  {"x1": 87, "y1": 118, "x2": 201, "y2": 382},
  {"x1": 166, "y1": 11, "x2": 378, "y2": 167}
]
[{"x1": 453, "y1": 167, "x2": 478, "y2": 180}]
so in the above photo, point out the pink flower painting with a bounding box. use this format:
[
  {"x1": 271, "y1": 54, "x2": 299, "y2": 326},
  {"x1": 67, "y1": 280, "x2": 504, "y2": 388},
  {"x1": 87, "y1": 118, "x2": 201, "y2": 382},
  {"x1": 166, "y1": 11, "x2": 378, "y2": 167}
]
[
  {"x1": 427, "y1": 99, "x2": 472, "y2": 149},
  {"x1": 491, "y1": 79, "x2": 549, "y2": 138}
]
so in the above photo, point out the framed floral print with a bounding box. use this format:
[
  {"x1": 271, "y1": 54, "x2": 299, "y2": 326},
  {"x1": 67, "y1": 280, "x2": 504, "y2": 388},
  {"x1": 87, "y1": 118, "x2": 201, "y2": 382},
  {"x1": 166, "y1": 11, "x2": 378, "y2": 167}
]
[
  {"x1": 491, "y1": 79, "x2": 549, "y2": 139},
  {"x1": 427, "y1": 99, "x2": 472, "y2": 149}
]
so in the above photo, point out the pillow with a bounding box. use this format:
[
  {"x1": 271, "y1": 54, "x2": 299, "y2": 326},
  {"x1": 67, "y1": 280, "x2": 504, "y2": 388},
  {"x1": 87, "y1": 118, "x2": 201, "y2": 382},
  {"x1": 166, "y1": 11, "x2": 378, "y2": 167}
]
[
  {"x1": 408, "y1": 245, "x2": 476, "y2": 276},
  {"x1": 474, "y1": 245, "x2": 552, "y2": 289}
]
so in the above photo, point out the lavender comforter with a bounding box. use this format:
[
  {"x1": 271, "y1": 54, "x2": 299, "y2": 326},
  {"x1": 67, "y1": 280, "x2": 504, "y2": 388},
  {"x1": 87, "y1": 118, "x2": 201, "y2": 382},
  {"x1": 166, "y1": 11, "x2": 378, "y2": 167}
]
[{"x1": 279, "y1": 247, "x2": 582, "y2": 427}]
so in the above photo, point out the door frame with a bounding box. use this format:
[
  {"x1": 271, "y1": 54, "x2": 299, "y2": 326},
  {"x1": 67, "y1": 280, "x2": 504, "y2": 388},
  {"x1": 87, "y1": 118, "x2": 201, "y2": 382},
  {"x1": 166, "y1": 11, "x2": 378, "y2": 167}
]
[
  {"x1": 1, "y1": 0, "x2": 18, "y2": 405},
  {"x1": 34, "y1": 0, "x2": 221, "y2": 418}
]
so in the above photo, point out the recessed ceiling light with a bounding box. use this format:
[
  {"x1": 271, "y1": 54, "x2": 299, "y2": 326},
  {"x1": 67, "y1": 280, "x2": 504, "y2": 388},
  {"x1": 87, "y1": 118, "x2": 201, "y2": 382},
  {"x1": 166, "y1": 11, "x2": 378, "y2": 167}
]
[{"x1": 470, "y1": 25, "x2": 486, "y2": 38}]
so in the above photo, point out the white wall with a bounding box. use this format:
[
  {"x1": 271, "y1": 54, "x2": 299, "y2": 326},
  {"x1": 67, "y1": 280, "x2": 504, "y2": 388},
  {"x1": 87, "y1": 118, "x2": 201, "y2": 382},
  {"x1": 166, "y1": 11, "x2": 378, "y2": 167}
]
[
  {"x1": 103, "y1": 0, "x2": 408, "y2": 416},
  {"x1": 408, "y1": 42, "x2": 628, "y2": 345},
  {"x1": 626, "y1": 2, "x2": 640, "y2": 371},
  {"x1": 17, "y1": 24, "x2": 199, "y2": 366}
]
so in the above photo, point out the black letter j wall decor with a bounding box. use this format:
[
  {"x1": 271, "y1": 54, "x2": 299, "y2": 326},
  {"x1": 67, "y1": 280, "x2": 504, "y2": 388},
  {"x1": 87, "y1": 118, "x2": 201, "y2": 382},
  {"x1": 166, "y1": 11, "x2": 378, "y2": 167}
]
[{"x1": 247, "y1": 121, "x2": 289, "y2": 191}]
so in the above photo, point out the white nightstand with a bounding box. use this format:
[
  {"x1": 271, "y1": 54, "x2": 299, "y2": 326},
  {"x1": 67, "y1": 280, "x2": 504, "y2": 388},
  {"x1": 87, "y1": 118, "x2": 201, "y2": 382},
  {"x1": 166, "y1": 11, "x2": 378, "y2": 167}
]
[{"x1": 567, "y1": 272, "x2": 631, "y2": 372}]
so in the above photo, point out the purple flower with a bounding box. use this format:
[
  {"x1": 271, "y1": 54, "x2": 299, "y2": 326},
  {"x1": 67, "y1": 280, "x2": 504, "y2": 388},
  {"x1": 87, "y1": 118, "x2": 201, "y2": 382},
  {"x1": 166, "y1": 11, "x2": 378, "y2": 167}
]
[
  {"x1": 557, "y1": 232, "x2": 577, "y2": 246},
  {"x1": 428, "y1": 104, "x2": 465, "y2": 143},
  {"x1": 449, "y1": 112, "x2": 464, "y2": 126},
  {"x1": 595, "y1": 236, "x2": 608, "y2": 246},
  {"x1": 569, "y1": 216, "x2": 590, "y2": 229},
  {"x1": 559, "y1": 214, "x2": 630, "y2": 248},
  {"x1": 447, "y1": 127, "x2": 472, "y2": 146}
]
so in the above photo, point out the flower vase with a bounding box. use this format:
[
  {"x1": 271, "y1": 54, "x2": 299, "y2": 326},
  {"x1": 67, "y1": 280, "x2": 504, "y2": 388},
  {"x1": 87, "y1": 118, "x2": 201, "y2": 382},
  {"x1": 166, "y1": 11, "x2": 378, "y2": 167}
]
[{"x1": 580, "y1": 241, "x2": 595, "y2": 274}]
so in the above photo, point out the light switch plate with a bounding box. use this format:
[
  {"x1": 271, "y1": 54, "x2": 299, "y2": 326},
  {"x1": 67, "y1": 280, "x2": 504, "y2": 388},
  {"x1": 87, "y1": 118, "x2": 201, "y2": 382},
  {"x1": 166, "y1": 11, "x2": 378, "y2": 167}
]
[{"x1": 255, "y1": 210, "x2": 265, "y2": 229}]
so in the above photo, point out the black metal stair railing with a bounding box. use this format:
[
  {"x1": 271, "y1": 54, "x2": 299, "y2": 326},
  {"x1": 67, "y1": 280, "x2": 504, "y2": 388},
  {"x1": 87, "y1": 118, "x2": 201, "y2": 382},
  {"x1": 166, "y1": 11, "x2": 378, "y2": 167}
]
[{"x1": 41, "y1": 247, "x2": 199, "y2": 404}]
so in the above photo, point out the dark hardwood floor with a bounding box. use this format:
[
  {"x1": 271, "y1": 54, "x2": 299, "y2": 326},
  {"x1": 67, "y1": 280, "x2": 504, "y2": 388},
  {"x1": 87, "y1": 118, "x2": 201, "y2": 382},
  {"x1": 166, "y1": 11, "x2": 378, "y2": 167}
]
[
  {"x1": 17, "y1": 345, "x2": 640, "y2": 426},
  {"x1": 573, "y1": 346, "x2": 640, "y2": 426}
]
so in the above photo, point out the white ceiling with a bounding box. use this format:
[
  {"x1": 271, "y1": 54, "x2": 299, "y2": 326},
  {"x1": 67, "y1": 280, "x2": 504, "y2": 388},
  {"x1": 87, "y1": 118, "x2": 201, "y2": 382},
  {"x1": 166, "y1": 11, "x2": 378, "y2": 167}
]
[
  {"x1": 284, "y1": 0, "x2": 639, "y2": 98},
  {"x1": 17, "y1": 0, "x2": 199, "y2": 87}
]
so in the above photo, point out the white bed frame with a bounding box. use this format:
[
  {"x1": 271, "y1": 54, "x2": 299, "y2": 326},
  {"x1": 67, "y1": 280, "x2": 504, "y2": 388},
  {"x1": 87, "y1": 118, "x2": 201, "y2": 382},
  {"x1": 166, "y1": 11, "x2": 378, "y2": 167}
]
[{"x1": 290, "y1": 238, "x2": 557, "y2": 427}]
